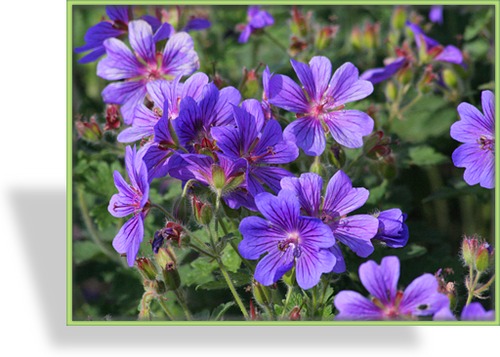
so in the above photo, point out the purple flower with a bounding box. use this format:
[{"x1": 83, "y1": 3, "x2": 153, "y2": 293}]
[
  {"x1": 238, "y1": 6, "x2": 274, "y2": 43},
  {"x1": 429, "y1": 5, "x2": 444, "y2": 25},
  {"x1": 406, "y1": 21, "x2": 464, "y2": 67},
  {"x1": 281, "y1": 171, "x2": 379, "y2": 260},
  {"x1": 239, "y1": 190, "x2": 335, "y2": 289},
  {"x1": 373, "y1": 208, "x2": 409, "y2": 248},
  {"x1": 334, "y1": 256, "x2": 450, "y2": 320},
  {"x1": 117, "y1": 73, "x2": 209, "y2": 143},
  {"x1": 211, "y1": 101, "x2": 299, "y2": 196},
  {"x1": 360, "y1": 56, "x2": 408, "y2": 84},
  {"x1": 171, "y1": 153, "x2": 255, "y2": 210},
  {"x1": 108, "y1": 146, "x2": 150, "y2": 266},
  {"x1": 173, "y1": 83, "x2": 241, "y2": 152},
  {"x1": 434, "y1": 302, "x2": 495, "y2": 321},
  {"x1": 75, "y1": 6, "x2": 130, "y2": 64},
  {"x1": 261, "y1": 66, "x2": 273, "y2": 120},
  {"x1": 97, "y1": 19, "x2": 199, "y2": 124},
  {"x1": 268, "y1": 57, "x2": 374, "y2": 156},
  {"x1": 450, "y1": 90, "x2": 495, "y2": 189}
]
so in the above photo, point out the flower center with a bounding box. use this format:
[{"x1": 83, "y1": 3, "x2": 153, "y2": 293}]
[
  {"x1": 278, "y1": 232, "x2": 302, "y2": 257},
  {"x1": 478, "y1": 135, "x2": 495, "y2": 153}
]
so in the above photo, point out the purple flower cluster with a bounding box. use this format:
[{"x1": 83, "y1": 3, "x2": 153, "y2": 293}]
[
  {"x1": 239, "y1": 171, "x2": 409, "y2": 288},
  {"x1": 334, "y1": 256, "x2": 450, "y2": 320},
  {"x1": 237, "y1": 6, "x2": 274, "y2": 43},
  {"x1": 451, "y1": 91, "x2": 495, "y2": 189}
]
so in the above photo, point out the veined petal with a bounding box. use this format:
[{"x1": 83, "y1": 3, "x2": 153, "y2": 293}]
[
  {"x1": 298, "y1": 216, "x2": 335, "y2": 249},
  {"x1": 117, "y1": 104, "x2": 158, "y2": 143},
  {"x1": 481, "y1": 90, "x2": 495, "y2": 126},
  {"x1": 283, "y1": 116, "x2": 326, "y2": 156},
  {"x1": 329, "y1": 244, "x2": 346, "y2": 273},
  {"x1": 323, "y1": 170, "x2": 369, "y2": 216},
  {"x1": 452, "y1": 143, "x2": 494, "y2": 188},
  {"x1": 324, "y1": 109, "x2": 374, "y2": 149},
  {"x1": 97, "y1": 38, "x2": 143, "y2": 80},
  {"x1": 146, "y1": 80, "x2": 170, "y2": 109},
  {"x1": 400, "y1": 274, "x2": 449, "y2": 316},
  {"x1": 461, "y1": 302, "x2": 495, "y2": 321},
  {"x1": 281, "y1": 173, "x2": 322, "y2": 217},
  {"x1": 153, "y1": 22, "x2": 174, "y2": 42},
  {"x1": 254, "y1": 248, "x2": 294, "y2": 286},
  {"x1": 241, "y1": 99, "x2": 265, "y2": 131},
  {"x1": 435, "y1": 45, "x2": 463, "y2": 65},
  {"x1": 374, "y1": 209, "x2": 409, "y2": 248},
  {"x1": 309, "y1": 56, "x2": 332, "y2": 100},
  {"x1": 211, "y1": 126, "x2": 242, "y2": 159},
  {"x1": 268, "y1": 74, "x2": 310, "y2": 113},
  {"x1": 106, "y1": 5, "x2": 129, "y2": 22},
  {"x1": 291, "y1": 58, "x2": 316, "y2": 100},
  {"x1": 359, "y1": 256, "x2": 399, "y2": 304},
  {"x1": 239, "y1": 216, "x2": 284, "y2": 259},
  {"x1": 326, "y1": 62, "x2": 373, "y2": 104},
  {"x1": 128, "y1": 20, "x2": 156, "y2": 63},
  {"x1": 451, "y1": 102, "x2": 491, "y2": 143},
  {"x1": 360, "y1": 57, "x2": 406, "y2": 84},
  {"x1": 251, "y1": 166, "x2": 293, "y2": 194},
  {"x1": 332, "y1": 215, "x2": 378, "y2": 257},
  {"x1": 112, "y1": 214, "x2": 144, "y2": 267},
  {"x1": 224, "y1": 188, "x2": 257, "y2": 211},
  {"x1": 233, "y1": 105, "x2": 259, "y2": 153},
  {"x1": 182, "y1": 72, "x2": 210, "y2": 100},
  {"x1": 211, "y1": 86, "x2": 241, "y2": 126},
  {"x1": 101, "y1": 81, "x2": 146, "y2": 125},
  {"x1": 295, "y1": 247, "x2": 336, "y2": 289},
  {"x1": 162, "y1": 32, "x2": 199, "y2": 77},
  {"x1": 254, "y1": 190, "x2": 300, "y2": 231},
  {"x1": 174, "y1": 97, "x2": 202, "y2": 148},
  {"x1": 334, "y1": 291, "x2": 383, "y2": 320}
]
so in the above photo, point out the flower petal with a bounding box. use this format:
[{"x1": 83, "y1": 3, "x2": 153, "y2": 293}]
[
  {"x1": 481, "y1": 90, "x2": 495, "y2": 130},
  {"x1": 254, "y1": 248, "x2": 294, "y2": 286},
  {"x1": 461, "y1": 302, "x2": 495, "y2": 321},
  {"x1": 326, "y1": 62, "x2": 373, "y2": 104},
  {"x1": 281, "y1": 173, "x2": 322, "y2": 217},
  {"x1": 112, "y1": 214, "x2": 144, "y2": 267},
  {"x1": 359, "y1": 256, "x2": 400, "y2": 304},
  {"x1": 162, "y1": 32, "x2": 199, "y2": 77},
  {"x1": 268, "y1": 74, "x2": 310, "y2": 113},
  {"x1": 374, "y1": 208, "x2": 409, "y2": 248},
  {"x1": 283, "y1": 116, "x2": 326, "y2": 156},
  {"x1": 295, "y1": 247, "x2": 335, "y2": 289},
  {"x1": 400, "y1": 274, "x2": 449, "y2": 316},
  {"x1": 323, "y1": 170, "x2": 370, "y2": 216},
  {"x1": 291, "y1": 58, "x2": 316, "y2": 100},
  {"x1": 239, "y1": 216, "x2": 283, "y2": 259},
  {"x1": 324, "y1": 109, "x2": 374, "y2": 149},
  {"x1": 101, "y1": 81, "x2": 146, "y2": 125},
  {"x1": 452, "y1": 102, "x2": 492, "y2": 142},
  {"x1": 452, "y1": 143, "x2": 494, "y2": 188},
  {"x1": 250, "y1": 166, "x2": 294, "y2": 193},
  {"x1": 334, "y1": 291, "x2": 383, "y2": 320},
  {"x1": 254, "y1": 190, "x2": 300, "y2": 231},
  {"x1": 309, "y1": 56, "x2": 332, "y2": 101},
  {"x1": 332, "y1": 214, "x2": 378, "y2": 257},
  {"x1": 128, "y1": 20, "x2": 156, "y2": 63},
  {"x1": 97, "y1": 38, "x2": 143, "y2": 80}
]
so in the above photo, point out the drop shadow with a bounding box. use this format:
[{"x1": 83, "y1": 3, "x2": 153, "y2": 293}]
[{"x1": 11, "y1": 187, "x2": 418, "y2": 349}]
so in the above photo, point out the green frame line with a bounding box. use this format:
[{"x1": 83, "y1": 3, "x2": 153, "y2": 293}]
[{"x1": 67, "y1": 0, "x2": 500, "y2": 326}]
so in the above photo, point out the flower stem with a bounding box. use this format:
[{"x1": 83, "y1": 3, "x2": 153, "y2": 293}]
[
  {"x1": 281, "y1": 286, "x2": 293, "y2": 319},
  {"x1": 474, "y1": 274, "x2": 496, "y2": 295},
  {"x1": 263, "y1": 30, "x2": 288, "y2": 54},
  {"x1": 216, "y1": 258, "x2": 250, "y2": 320},
  {"x1": 173, "y1": 289, "x2": 193, "y2": 321},
  {"x1": 150, "y1": 202, "x2": 175, "y2": 221},
  {"x1": 157, "y1": 298, "x2": 175, "y2": 320},
  {"x1": 76, "y1": 187, "x2": 124, "y2": 266},
  {"x1": 466, "y1": 270, "x2": 481, "y2": 305}
]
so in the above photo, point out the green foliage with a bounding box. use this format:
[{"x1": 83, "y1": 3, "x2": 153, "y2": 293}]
[{"x1": 407, "y1": 145, "x2": 449, "y2": 166}]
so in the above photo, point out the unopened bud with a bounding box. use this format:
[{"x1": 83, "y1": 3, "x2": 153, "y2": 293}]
[
  {"x1": 310, "y1": 158, "x2": 324, "y2": 175},
  {"x1": 329, "y1": 144, "x2": 346, "y2": 169},
  {"x1": 461, "y1": 236, "x2": 478, "y2": 267},
  {"x1": 252, "y1": 280, "x2": 272, "y2": 307},
  {"x1": 442, "y1": 68, "x2": 458, "y2": 88},
  {"x1": 136, "y1": 257, "x2": 158, "y2": 281},
  {"x1": 289, "y1": 306, "x2": 301, "y2": 321},
  {"x1": 211, "y1": 164, "x2": 226, "y2": 191},
  {"x1": 155, "y1": 246, "x2": 177, "y2": 270},
  {"x1": 315, "y1": 25, "x2": 339, "y2": 50},
  {"x1": 385, "y1": 81, "x2": 398, "y2": 102},
  {"x1": 192, "y1": 195, "x2": 213, "y2": 225},
  {"x1": 351, "y1": 26, "x2": 362, "y2": 50},
  {"x1": 104, "y1": 104, "x2": 121, "y2": 130},
  {"x1": 290, "y1": 6, "x2": 309, "y2": 37},
  {"x1": 241, "y1": 67, "x2": 260, "y2": 99},
  {"x1": 391, "y1": 6, "x2": 407, "y2": 30},
  {"x1": 76, "y1": 116, "x2": 102, "y2": 141},
  {"x1": 476, "y1": 243, "x2": 493, "y2": 272},
  {"x1": 163, "y1": 261, "x2": 181, "y2": 290}
]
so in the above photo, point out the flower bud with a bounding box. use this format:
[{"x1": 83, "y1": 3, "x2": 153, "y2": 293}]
[
  {"x1": 76, "y1": 116, "x2": 102, "y2": 141},
  {"x1": 163, "y1": 261, "x2": 181, "y2": 290},
  {"x1": 310, "y1": 158, "x2": 324, "y2": 176},
  {"x1": 365, "y1": 131, "x2": 392, "y2": 160},
  {"x1": 315, "y1": 25, "x2": 339, "y2": 50},
  {"x1": 391, "y1": 6, "x2": 407, "y2": 30},
  {"x1": 289, "y1": 306, "x2": 301, "y2": 321},
  {"x1": 252, "y1": 280, "x2": 272, "y2": 307},
  {"x1": 461, "y1": 236, "x2": 478, "y2": 267},
  {"x1": 192, "y1": 195, "x2": 213, "y2": 225},
  {"x1": 155, "y1": 246, "x2": 177, "y2": 270},
  {"x1": 329, "y1": 144, "x2": 346, "y2": 169},
  {"x1": 442, "y1": 68, "x2": 458, "y2": 89},
  {"x1": 290, "y1": 6, "x2": 309, "y2": 37},
  {"x1": 385, "y1": 81, "x2": 398, "y2": 102},
  {"x1": 241, "y1": 67, "x2": 260, "y2": 99},
  {"x1": 379, "y1": 155, "x2": 398, "y2": 180},
  {"x1": 476, "y1": 243, "x2": 493, "y2": 272},
  {"x1": 136, "y1": 257, "x2": 158, "y2": 281},
  {"x1": 104, "y1": 104, "x2": 121, "y2": 130},
  {"x1": 362, "y1": 22, "x2": 380, "y2": 49},
  {"x1": 211, "y1": 164, "x2": 226, "y2": 191}
]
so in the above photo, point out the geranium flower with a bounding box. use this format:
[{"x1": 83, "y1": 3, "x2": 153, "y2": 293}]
[
  {"x1": 239, "y1": 190, "x2": 335, "y2": 289},
  {"x1": 237, "y1": 6, "x2": 274, "y2": 43},
  {"x1": 406, "y1": 21, "x2": 464, "y2": 66},
  {"x1": 117, "y1": 72, "x2": 209, "y2": 143},
  {"x1": 434, "y1": 302, "x2": 495, "y2": 321},
  {"x1": 334, "y1": 256, "x2": 450, "y2": 320},
  {"x1": 268, "y1": 56, "x2": 374, "y2": 156},
  {"x1": 281, "y1": 171, "x2": 379, "y2": 260},
  {"x1": 450, "y1": 90, "x2": 495, "y2": 189},
  {"x1": 211, "y1": 101, "x2": 299, "y2": 196},
  {"x1": 75, "y1": 6, "x2": 130, "y2": 64},
  {"x1": 360, "y1": 56, "x2": 408, "y2": 84},
  {"x1": 97, "y1": 19, "x2": 199, "y2": 124},
  {"x1": 108, "y1": 146, "x2": 150, "y2": 266},
  {"x1": 373, "y1": 208, "x2": 409, "y2": 248},
  {"x1": 429, "y1": 5, "x2": 444, "y2": 25}
]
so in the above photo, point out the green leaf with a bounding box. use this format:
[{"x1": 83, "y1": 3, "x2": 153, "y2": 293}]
[
  {"x1": 392, "y1": 243, "x2": 427, "y2": 261},
  {"x1": 220, "y1": 244, "x2": 242, "y2": 273},
  {"x1": 464, "y1": 8, "x2": 493, "y2": 41},
  {"x1": 210, "y1": 302, "x2": 236, "y2": 321},
  {"x1": 366, "y1": 180, "x2": 388, "y2": 205},
  {"x1": 74, "y1": 240, "x2": 103, "y2": 264},
  {"x1": 407, "y1": 146, "x2": 448, "y2": 166}
]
